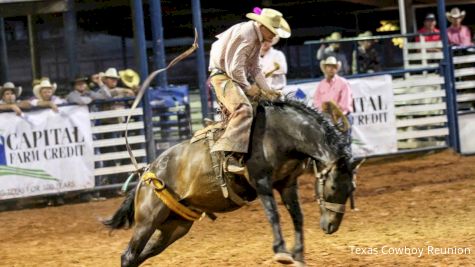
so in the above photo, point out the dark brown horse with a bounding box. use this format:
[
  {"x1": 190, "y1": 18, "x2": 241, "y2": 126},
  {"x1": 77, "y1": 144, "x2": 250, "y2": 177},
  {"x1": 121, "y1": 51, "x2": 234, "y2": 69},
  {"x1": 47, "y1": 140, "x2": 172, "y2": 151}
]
[{"x1": 104, "y1": 100, "x2": 359, "y2": 267}]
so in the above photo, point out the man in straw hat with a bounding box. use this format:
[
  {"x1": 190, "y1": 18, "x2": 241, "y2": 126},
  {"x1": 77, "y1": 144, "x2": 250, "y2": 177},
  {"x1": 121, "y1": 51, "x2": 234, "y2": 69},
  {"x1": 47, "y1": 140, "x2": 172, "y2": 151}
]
[
  {"x1": 352, "y1": 31, "x2": 381, "y2": 74},
  {"x1": 446, "y1": 7, "x2": 473, "y2": 46},
  {"x1": 0, "y1": 82, "x2": 30, "y2": 116},
  {"x1": 314, "y1": 56, "x2": 354, "y2": 139},
  {"x1": 317, "y1": 32, "x2": 350, "y2": 76},
  {"x1": 97, "y1": 67, "x2": 135, "y2": 98},
  {"x1": 260, "y1": 35, "x2": 288, "y2": 91},
  {"x1": 66, "y1": 75, "x2": 112, "y2": 105},
  {"x1": 208, "y1": 8, "x2": 290, "y2": 174},
  {"x1": 30, "y1": 78, "x2": 65, "y2": 112}
]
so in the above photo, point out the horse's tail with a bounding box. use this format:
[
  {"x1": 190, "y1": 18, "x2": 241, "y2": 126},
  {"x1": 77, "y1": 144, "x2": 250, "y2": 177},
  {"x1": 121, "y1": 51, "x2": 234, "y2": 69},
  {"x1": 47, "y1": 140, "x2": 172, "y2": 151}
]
[{"x1": 102, "y1": 187, "x2": 136, "y2": 230}]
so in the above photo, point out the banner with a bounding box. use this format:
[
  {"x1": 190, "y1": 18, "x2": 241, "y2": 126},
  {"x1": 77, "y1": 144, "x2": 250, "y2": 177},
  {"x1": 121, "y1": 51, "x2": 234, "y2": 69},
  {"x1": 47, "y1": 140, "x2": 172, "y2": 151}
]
[
  {"x1": 285, "y1": 75, "x2": 397, "y2": 157},
  {"x1": 0, "y1": 106, "x2": 94, "y2": 199}
]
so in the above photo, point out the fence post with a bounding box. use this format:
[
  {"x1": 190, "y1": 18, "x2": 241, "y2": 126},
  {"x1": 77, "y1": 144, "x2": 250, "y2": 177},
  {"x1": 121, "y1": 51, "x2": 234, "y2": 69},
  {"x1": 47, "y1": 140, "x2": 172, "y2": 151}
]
[
  {"x1": 149, "y1": 0, "x2": 168, "y2": 88},
  {"x1": 131, "y1": 0, "x2": 157, "y2": 162},
  {"x1": 63, "y1": 0, "x2": 78, "y2": 82},
  {"x1": 191, "y1": 0, "x2": 211, "y2": 121},
  {"x1": 437, "y1": 0, "x2": 460, "y2": 152},
  {"x1": 0, "y1": 17, "x2": 8, "y2": 83}
]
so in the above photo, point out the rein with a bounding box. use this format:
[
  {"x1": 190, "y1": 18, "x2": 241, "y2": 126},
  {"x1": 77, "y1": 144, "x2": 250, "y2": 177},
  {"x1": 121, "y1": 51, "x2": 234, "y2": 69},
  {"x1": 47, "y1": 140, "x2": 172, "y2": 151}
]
[{"x1": 312, "y1": 160, "x2": 346, "y2": 214}]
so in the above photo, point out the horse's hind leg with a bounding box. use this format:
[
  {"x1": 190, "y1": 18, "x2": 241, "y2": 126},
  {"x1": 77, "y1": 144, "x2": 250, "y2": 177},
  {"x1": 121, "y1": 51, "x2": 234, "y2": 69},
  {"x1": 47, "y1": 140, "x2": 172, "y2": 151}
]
[
  {"x1": 121, "y1": 201, "x2": 170, "y2": 267},
  {"x1": 277, "y1": 183, "x2": 306, "y2": 266},
  {"x1": 135, "y1": 215, "x2": 193, "y2": 265}
]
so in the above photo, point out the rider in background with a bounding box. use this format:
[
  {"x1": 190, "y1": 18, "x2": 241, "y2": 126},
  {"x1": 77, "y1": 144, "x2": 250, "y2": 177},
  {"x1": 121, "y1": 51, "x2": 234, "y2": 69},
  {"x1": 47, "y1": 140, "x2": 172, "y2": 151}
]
[{"x1": 208, "y1": 8, "x2": 290, "y2": 174}]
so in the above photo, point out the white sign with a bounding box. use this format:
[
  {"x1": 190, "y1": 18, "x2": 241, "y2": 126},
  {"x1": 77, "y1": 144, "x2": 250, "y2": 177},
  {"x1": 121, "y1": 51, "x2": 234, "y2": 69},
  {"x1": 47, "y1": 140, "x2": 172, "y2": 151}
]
[
  {"x1": 286, "y1": 75, "x2": 397, "y2": 157},
  {"x1": 0, "y1": 106, "x2": 94, "y2": 199}
]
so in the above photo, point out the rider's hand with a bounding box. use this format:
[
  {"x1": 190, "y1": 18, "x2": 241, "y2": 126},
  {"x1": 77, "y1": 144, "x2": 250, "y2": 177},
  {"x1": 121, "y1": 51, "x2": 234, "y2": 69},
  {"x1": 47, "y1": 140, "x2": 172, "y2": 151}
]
[
  {"x1": 260, "y1": 88, "x2": 281, "y2": 101},
  {"x1": 246, "y1": 84, "x2": 261, "y2": 97}
]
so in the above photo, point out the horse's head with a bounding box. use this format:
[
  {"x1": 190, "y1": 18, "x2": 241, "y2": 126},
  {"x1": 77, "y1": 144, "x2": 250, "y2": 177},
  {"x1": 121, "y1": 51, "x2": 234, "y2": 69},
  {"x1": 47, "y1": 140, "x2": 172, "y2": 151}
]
[{"x1": 314, "y1": 158, "x2": 363, "y2": 234}]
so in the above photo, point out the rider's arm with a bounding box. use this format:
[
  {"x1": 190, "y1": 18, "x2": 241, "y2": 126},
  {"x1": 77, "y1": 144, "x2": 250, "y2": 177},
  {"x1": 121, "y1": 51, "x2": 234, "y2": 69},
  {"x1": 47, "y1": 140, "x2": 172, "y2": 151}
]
[{"x1": 227, "y1": 41, "x2": 253, "y2": 91}]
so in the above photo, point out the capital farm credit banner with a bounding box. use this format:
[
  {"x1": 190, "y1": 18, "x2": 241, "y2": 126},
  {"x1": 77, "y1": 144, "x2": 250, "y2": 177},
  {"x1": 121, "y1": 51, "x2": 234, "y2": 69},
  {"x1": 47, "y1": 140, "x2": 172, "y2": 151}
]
[{"x1": 0, "y1": 106, "x2": 94, "y2": 199}]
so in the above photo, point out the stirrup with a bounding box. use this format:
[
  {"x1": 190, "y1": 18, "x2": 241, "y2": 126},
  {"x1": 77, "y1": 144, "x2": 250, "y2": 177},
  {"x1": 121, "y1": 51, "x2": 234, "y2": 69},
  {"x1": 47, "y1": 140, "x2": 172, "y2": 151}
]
[{"x1": 223, "y1": 153, "x2": 245, "y2": 175}]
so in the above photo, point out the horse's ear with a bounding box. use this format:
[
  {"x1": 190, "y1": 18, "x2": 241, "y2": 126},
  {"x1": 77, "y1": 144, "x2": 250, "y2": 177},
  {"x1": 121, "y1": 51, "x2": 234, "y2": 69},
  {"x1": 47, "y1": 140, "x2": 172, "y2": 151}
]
[{"x1": 351, "y1": 158, "x2": 366, "y2": 171}]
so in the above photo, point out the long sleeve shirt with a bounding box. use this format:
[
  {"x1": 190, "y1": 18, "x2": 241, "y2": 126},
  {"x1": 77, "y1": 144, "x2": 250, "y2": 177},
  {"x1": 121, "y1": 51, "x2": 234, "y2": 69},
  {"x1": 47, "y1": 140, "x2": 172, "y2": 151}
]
[
  {"x1": 447, "y1": 25, "x2": 473, "y2": 46},
  {"x1": 313, "y1": 75, "x2": 353, "y2": 115},
  {"x1": 260, "y1": 47, "x2": 288, "y2": 91},
  {"x1": 209, "y1": 21, "x2": 271, "y2": 92},
  {"x1": 66, "y1": 88, "x2": 111, "y2": 105}
]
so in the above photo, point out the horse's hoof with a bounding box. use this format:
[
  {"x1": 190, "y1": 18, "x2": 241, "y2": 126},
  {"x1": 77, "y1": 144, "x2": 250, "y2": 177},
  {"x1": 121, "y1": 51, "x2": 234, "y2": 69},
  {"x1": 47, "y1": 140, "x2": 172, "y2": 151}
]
[
  {"x1": 273, "y1": 252, "x2": 294, "y2": 265},
  {"x1": 293, "y1": 261, "x2": 307, "y2": 267}
]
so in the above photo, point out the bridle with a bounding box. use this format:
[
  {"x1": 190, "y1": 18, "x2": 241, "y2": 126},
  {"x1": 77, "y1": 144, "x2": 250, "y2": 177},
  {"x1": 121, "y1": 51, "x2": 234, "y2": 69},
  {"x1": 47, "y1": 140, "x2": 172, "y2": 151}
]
[{"x1": 312, "y1": 160, "x2": 350, "y2": 214}]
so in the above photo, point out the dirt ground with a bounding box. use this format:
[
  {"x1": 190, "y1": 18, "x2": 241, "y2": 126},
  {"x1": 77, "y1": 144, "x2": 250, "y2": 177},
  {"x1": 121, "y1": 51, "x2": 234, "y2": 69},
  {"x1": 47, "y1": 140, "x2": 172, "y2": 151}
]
[{"x1": 0, "y1": 149, "x2": 474, "y2": 267}]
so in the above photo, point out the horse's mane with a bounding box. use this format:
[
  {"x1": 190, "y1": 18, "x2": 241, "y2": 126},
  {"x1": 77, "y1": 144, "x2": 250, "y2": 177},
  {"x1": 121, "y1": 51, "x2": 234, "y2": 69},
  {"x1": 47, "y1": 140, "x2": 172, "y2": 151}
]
[{"x1": 259, "y1": 99, "x2": 353, "y2": 163}]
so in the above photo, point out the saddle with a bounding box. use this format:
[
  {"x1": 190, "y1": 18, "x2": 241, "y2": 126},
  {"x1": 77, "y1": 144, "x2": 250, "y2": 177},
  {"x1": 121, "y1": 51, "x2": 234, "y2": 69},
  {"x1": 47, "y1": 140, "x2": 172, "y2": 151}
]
[{"x1": 190, "y1": 120, "x2": 249, "y2": 207}]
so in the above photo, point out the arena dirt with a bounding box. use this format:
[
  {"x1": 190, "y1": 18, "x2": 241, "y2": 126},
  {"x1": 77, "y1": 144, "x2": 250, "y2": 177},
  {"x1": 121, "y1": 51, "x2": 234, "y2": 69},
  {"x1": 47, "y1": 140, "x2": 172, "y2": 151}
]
[{"x1": 0, "y1": 149, "x2": 474, "y2": 266}]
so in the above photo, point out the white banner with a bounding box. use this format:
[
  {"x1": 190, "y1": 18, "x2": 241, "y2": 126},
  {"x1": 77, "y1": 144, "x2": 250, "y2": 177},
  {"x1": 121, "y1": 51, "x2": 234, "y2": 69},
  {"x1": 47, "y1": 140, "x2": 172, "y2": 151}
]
[
  {"x1": 285, "y1": 75, "x2": 397, "y2": 157},
  {"x1": 0, "y1": 106, "x2": 94, "y2": 199}
]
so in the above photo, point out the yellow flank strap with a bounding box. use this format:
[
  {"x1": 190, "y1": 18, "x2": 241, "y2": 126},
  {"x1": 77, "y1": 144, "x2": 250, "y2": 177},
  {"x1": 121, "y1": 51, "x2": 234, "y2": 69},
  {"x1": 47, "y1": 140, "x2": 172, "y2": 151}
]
[{"x1": 141, "y1": 172, "x2": 202, "y2": 221}]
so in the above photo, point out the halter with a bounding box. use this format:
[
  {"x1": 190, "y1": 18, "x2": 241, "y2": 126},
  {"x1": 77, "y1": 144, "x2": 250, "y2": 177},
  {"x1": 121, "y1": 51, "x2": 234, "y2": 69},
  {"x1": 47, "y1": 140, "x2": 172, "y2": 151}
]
[{"x1": 313, "y1": 160, "x2": 347, "y2": 214}]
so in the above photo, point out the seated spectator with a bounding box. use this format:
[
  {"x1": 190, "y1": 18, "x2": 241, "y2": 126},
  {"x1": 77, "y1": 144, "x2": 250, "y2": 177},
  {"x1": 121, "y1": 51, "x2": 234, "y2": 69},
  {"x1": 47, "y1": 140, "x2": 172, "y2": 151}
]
[
  {"x1": 119, "y1": 69, "x2": 141, "y2": 94},
  {"x1": 66, "y1": 75, "x2": 112, "y2": 105},
  {"x1": 416, "y1": 13, "x2": 441, "y2": 43},
  {"x1": 352, "y1": 31, "x2": 381, "y2": 74},
  {"x1": 316, "y1": 32, "x2": 350, "y2": 76},
  {"x1": 30, "y1": 79, "x2": 65, "y2": 112},
  {"x1": 446, "y1": 7, "x2": 473, "y2": 46},
  {"x1": 0, "y1": 82, "x2": 30, "y2": 116},
  {"x1": 260, "y1": 36, "x2": 288, "y2": 91}
]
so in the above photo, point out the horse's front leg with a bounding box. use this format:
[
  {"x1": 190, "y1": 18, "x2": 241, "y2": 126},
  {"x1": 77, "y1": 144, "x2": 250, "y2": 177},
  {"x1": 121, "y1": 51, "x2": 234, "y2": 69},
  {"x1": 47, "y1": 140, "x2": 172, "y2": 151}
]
[
  {"x1": 254, "y1": 177, "x2": 293, "y2": 264},
  {"x1": 278, "y1": 183, "x2": 306, "y2": 266}
]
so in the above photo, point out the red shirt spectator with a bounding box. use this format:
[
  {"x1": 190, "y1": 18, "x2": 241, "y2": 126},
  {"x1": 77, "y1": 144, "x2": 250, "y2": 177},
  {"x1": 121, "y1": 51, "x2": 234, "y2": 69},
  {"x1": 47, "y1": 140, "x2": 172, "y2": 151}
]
[{"x1": 416, "y1": 13, "x2": 441, "y2": 42}]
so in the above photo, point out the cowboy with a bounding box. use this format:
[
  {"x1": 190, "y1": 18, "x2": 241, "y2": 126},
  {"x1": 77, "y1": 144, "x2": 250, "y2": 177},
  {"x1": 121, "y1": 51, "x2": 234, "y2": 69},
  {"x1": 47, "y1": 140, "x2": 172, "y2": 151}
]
[
  {"x1": 314, "y1": 57, "x2": 353, "y2": 139},
  {"x1": 96, "y1": 68, "x2": 135, "y2": 98},
  {"x1": 30, "y1": 79, "x2": 65, "y2": 112},
  {"x1": 316, "y1": 32, "x2": 350, "y2": 76},
  {"x1": 119, "y1": 69, "x2": 141, "y2": 94},
  {"x1": 208, "y1": 8, "x2": 290, "y2": 174},
  {"x1": 416, "y1": 13, "x2": 441, "y2": 43},
  {"x1": 66, "y1": 75, "x2": 112, "y2": 105},
  {"x1": 0, "y1": 82, "x2": 29, "y2": 116},
  {"x1": 352, "y1": 31, "x2": 381, "y2": 74},
  {"x1": 447, "y1": 7, "x2": 473, "y2": 47},
  {"x1": 260, "y1": 36, "x2": 288, "y2": 91}
]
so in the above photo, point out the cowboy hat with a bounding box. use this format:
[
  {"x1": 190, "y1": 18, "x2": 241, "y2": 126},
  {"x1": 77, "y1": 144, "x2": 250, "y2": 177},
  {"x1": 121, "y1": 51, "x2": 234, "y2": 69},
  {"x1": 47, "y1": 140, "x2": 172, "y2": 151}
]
[
  {"x1": 0, "y1": 82, "x2": 22, "y2": 98},
  {"x1": 246, "y1": 8, "x2": 291, "y2": 38},
  {"x1": 320, "y1": 56, "x2": 342, "y2": 73},
  {"x1": 119, "y1": 69, "x2": 140, "y2": 88},
  {"x1": 446, "y1": 7, "x2": 466, "y2": 22},
  {"x1": 33, "y1": 79, "x2": 57, "y2": 100},
  {"x1": 358, "y1": 31, "x2": 373, "y2": 38},
  {"x1": 71, "y1": 75, "x2": 89, "y2": 85},
  {"x1": 326, "y1": 32, "x2": 342, "y2": 41},
  {"x1": 103, "y1": 67, "x2": 120, "y2": 79}
]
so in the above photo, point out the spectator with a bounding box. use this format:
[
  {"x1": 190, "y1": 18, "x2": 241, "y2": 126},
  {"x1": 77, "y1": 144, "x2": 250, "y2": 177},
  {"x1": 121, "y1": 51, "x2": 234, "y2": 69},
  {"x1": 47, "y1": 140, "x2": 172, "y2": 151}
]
[
  {"x1": 119, "y1": 69, "x2": 141, "y2": 94},
  {"x1": 0, "y1": 82, "x2": 30, "y2": 116},
  {"x1": 314, "y1": 56, "x2": 354, "y2": 143},
  {"x1": 31, "y1": 79, "x2": 65, "y2": 112},
  {"x1": 260, "y1": 36, "x2": 288, "y2": 91},
  {"x1": 317, "y1": 32, "x2": 350, "y2": 75},
  {"x1": 66, "y1": 75, "x2": 111, "y2": 105},
  {"x1": 446, "y1": 7, "x2": 473, "y2": 46},
  {"x1": 352, "y1": 31, "x2": 381, "y2": 74},
  {"x1": 99, "y1": 68, "x2": 135, "y2": 98},
  {"x1": 416, "y1": 13, "x2": 441, "y2": 42}
]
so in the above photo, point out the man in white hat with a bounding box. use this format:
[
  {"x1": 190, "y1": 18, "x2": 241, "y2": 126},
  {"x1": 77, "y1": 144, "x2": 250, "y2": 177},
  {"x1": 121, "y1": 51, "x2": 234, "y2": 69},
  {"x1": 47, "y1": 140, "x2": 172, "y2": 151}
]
[
  {"x1": 96, "y1": 67, "x2": 135, "y2": 98},
  {"x1": 30, "y1": 78, "x2": 65, "y2": 112},
  {"x1": 352, "y1": 31, "x2": 381, "y2": 74},
  {"x1": 446, "y1": 7, "x2": 473, "y2": 46},
  {"x1": 208, "y1": 8, "x2": 290, "y2": 174},
  {"x1": 260, "y1": 36, "x2": 288, "y2": 91},
  {"x1": 313, "y1": 56, "x2": 353, "y2": 122},
  {"x1": 0, "y1": 82, "x2": 29, "y2": 116}
]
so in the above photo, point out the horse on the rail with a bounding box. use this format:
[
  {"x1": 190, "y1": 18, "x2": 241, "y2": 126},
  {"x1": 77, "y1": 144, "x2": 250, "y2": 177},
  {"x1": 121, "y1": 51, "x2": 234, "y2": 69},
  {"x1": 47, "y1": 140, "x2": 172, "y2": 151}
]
[{"x1": 104, "y1": 100, "x2": 360, "y2": 267}]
